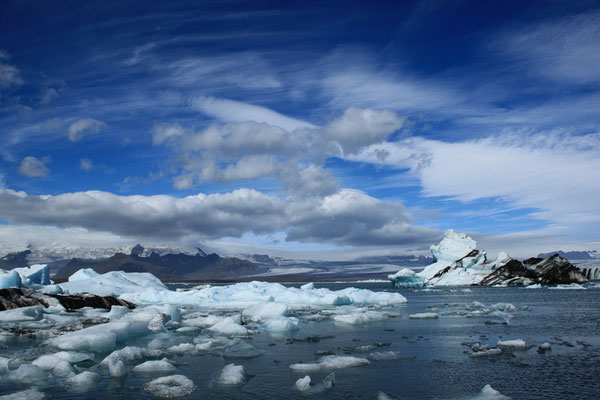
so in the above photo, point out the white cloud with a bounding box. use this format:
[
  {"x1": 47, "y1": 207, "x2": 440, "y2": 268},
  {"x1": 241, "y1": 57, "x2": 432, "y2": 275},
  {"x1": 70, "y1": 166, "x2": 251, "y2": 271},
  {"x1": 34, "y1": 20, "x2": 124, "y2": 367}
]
[
  {"x1": 156, "y1": 107, "x2": 404, "y2": 189},
  {"x1": 0, "y1": 50, "x2": 23, "y2": 88},
  {"x1": 498, "y1": 11, "x2": 600, "y2": 84},
  {"x1": 18, "y1": 156, "x2": 51, "y2": 177},
  {"x1": 67, "y1": 118, "x2": 106, "y2": 142},
  {"x1": 192, "y1": 97, "x2": 315, "y2": 131},
  {"x1": 80, "y1": 158, "x2": 93, "y2": 171},
  {"x1": 323, "y1": 108, "x2": 404, "y2": 155},
  {"x1": 350, "y1": 131, "x2": 600, "y2": 238},
  {"x1": 0, "y1": 187, "x2": 436, "y2": 248},
  {"x1": 40, "y1": 87, "x2": 59, "y2": 104}
]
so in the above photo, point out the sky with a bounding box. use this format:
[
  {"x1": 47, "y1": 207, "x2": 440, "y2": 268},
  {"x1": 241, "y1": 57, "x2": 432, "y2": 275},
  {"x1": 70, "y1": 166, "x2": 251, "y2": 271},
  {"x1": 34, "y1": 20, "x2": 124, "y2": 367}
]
[{"x1": 0, "y1": 0, "x2": 599, "y2": 260}]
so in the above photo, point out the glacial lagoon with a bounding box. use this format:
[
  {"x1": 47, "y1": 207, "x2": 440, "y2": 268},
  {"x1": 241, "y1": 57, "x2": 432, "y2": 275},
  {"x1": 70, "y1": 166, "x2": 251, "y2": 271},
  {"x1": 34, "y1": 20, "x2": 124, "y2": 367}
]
[{"x1": 1, "y1": 281, "x2": 599, "y2": 399}]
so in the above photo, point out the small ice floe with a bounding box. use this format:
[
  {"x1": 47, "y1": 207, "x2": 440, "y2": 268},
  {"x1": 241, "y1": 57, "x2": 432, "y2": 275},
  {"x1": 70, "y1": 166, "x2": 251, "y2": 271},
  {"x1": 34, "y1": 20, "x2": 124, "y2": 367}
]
[
  {"x1": 242, "y1": 302, "x2": 288, "y2": 323},
  {"x1": 101, "y1": 346, "x2": 164, "y2": 367},
  {"x1": 108, "y1": 358, "x2": 127, "y2": 377},
  {"x1": 7, "y1": 364, "x2": 48, "y2": 385},
  {"x1": 216, "y1": 363, "x2": 247, "y2": 386},
  {"x1": 208, "y1": 317, "x2": 248, "y2": 336},
  {"x1": 132, "y1": 358, "x2": 176, "y2": 373},
  {"x1": 408, "y1": 312, "x2": 439, "y2": 319},
  {"x1": 491, "y1": 303, "x2": 517, "y2": 312},
  {"x1": 295, "y1": 375, "x2": 311, "y2": 391},
  {"x1": 525, "y1": 284, "x2": 542, "y2": 289},
  {"x1": 367, "y1": 351, "x2": 408, "y2": 361},
  {"x1": 0, "y1": 389, "x2": 46, "y2": 400},
  {"x1": 223, "y1": 339, "x2": 264, "y2": 359},
  {"x1": 301, "y1": 282, "x2": 315, "y2": 290},
  {"x1": 167, "y1": 343, "x2": 197, "y2": 354},
  {"x1": 497, "y1": 339, "x2": 527, "y2": 349},
  {"x1": 472, "y1": 384, "x2": 510, "y2": 399},
  {"x1": 263, "y1": 316, "x2": 300, "y2": 333},
  {"x1": 143, "y1": 374, "x2": 196, "y2": 398},
  {"x1": 66, "y1": 371, "x2": 100, "y2": 391},
  {"x1": 372, "y1": 392, "x2": 401, "y2": 400},
  {"x1": 290, "y1": 355, "x2": 369, "y2": 372},
  {"x1": 548, "y1": 283, "x2": 586, "y2": 290},
  {"x1": 52, "y1": 360, "x2": 75, "y2": 379},
  {"x1": 333, "y1": 311, "x2": 387, "y2": 325},
  {"x1": 537, "y1": 343, "x2": 552, "y2": 354},
  {"x1": 469, "y1": 349, "x2": 502, "y2": 358}
]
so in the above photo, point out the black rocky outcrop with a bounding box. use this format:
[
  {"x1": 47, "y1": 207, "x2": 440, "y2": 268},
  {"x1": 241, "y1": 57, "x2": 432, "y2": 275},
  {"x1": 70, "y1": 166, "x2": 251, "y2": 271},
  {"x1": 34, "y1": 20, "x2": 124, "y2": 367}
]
[
  {"x1": 0, "y1": 288, "x2": 135, "y2": 312},
  {"x1": 479, "y1": 254, "x2": 587, "y2": 286}
]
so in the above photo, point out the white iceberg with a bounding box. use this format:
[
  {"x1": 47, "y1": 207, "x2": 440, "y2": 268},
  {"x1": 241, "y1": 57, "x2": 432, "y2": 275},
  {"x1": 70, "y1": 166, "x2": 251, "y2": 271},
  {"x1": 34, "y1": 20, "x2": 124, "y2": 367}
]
[
  {"x1": 333, "y1": 311, "x2": 387, "y2": 325},
  {"x1": 66, "y1": 371, "x2": 100, "y2": 390},
  {"x1": 295, "y1": 375, "x2": 311, "y2": 391},
  {"x1": 132, "y1": 358, "x2": 176, "y2": 373},
  {"x1": 60, "y1": 269, "x2": 167, "y2": 297},
  {"x1": 474, "y1": 384, "x2": 510, "y2": 399},
  {"x1": 497, "y1": 339, "x2": 526, "y2": 348},
  {"x1": 290, "y1": 355, "x2": 369, "y2": 372},
  {"x1": 263, "y1": 316, "x2": 299, "y2": 333},
  {"x1": 143, "y1": 374, "x2": 196, "y2": 398},
  {"x1": 216, "y1": 363, "x2": 247, "y2": 386},
  {"x1": 0, "y1": 389, "x2": 46, "y2": 400},
  {"x1": 242, "y1": 302, "x2": 288, "y2": 323},
  {"x1": 409, "y1": 312, "x2": 439, "y2": 319}
]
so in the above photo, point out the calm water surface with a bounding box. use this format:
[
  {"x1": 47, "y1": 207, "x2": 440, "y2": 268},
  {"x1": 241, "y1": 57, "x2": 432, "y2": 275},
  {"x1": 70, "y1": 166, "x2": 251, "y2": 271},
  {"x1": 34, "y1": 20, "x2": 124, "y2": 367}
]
[{"x1": 1, "y1": 283, "x2": 599, "y2": 399}]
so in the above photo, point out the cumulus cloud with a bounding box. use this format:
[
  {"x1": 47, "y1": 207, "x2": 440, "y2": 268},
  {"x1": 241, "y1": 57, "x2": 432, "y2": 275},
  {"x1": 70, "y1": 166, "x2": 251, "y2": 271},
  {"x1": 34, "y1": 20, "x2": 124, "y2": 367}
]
[
  {"x1": 67, "y1": 118, "x2": 106, "y2": 142},
  {"x1": 18, "y1": 156, "x2": 51, "y2": 177},
  {"x1": 350, "y1": 131, "x2": 600, "y2": 237},
  {"x1": 0, "y1": 187, "x2": 437, "y2": 247},
  {"x1": 155, "y1": 107, "x2": 403, "y2": 190}
]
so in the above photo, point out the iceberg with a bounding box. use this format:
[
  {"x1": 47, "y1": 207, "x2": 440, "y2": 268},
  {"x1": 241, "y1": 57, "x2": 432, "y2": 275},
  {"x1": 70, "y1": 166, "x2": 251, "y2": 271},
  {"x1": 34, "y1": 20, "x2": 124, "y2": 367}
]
[
  {"x1": 132, "y1": 358, "x2": 176, "y2": 373},
  {"x1": 216, "y1": 363, "x2": 247, "y2": 386},
  {"x1": 408, "y1": 312, "x2": 439, "y2": 319},
  {"x1": 295, "y1": 375, "x2": 311, "y2": 391},
  {"x1": 143, "y1": 375, "x2": 196, "y2": 398},
  {"x1": 60, "y1": 269, "x2": 167, "y2": 297},
  {"x1": 290, "y1": 355, "x2": 369, "y2": 372},
  {"x1": 389, "y1": 229, "x2": 587, "y2": 287}
]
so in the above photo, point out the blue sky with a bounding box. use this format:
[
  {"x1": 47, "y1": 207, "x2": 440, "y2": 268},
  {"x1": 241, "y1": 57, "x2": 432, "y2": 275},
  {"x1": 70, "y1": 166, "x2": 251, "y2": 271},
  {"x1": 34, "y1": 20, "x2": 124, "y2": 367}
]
[{"x1": 1, "y1": 0, "x2": 599, "y2": 259}]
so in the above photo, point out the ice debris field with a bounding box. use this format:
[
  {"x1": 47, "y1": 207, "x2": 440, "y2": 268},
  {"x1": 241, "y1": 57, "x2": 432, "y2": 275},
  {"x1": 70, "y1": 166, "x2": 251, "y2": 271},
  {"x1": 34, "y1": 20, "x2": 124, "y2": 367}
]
[{"x1": 1, "y1": 255, "x2": 597, "y2": 398}]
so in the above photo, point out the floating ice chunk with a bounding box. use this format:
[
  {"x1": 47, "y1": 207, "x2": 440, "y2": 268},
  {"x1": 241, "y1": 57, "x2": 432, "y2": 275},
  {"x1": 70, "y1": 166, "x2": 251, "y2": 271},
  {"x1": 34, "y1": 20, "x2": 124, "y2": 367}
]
[
  {"x1": 66, "y1": 371, "x2": 100, "y2": 390},
  {"x1": 469, "y1": 349, "x2": 502, "y2": 357},
  {"x1": 223, "y1": 339, "x2": 264, "y2": 359},
  {"x1": 242, "y1": 302, "x2": 288, "y2": 323},
  {"x1": 301, "y1": 282, "x2": 314, "y2": 290},
  {"x1": 0, "y1": 269, "x2": 22, "y2": 289},
  {"x1": 264, "y1": 316, "x2": 299, "y2": 333},
  {"x1": 0, "y1": 357, "x2": 10, "y2": 375},
  {"x1": 167, "y1": 343, "x2": 197, "y2": 354},
  {"x1": 372, "y1": 392, "x2": 400, "y2": 400},
  {"x1": 497, "y1": 339, "x2": 526, "y2": 348},
  {"x1": 8, "y1": 364, "x2": 48, "y2": 385},
  {"x1": 290, "y1": 355, "x2": 369, "y2": 372},
  {"x1": 33, "y1": 355, "x2": 62, "y2": 371},
  {"x1": 39, "y1": 284, "x2": 63, "y2": 295},
  {"x1": 216, "y1": 363, "x2": 247, "y2": 386},
  {"x1": 182, "y1": 314, "x2": 221, "y2": 327},
  {"x1": 333, "y1": 311, "x2": 387, "y2": 325},
  {"x1": 101, "y1": 346, "x2": 163, "y2": 366},
  {"x1": 0, "y1": 389, "x2": 46, "y2": 400},
  {"x1": 388, "y1": 268, "x2": 427, "y2": 288},
  {"x1": 14, "y1": 264, "x2": 51, "y2": 286},
  {"x1": 208, "y1": 317, "x2": 248, "y2": 336},
  {"x1": 491, "y1": 303, "x2": 517, "y2": 312},
  {"x1": 322, "y1": 372, "x2": 335, "y2": 389},
  {"x1": 143, "y1": 375, "x2": 196, "y2": 398},
  {"x1": 548, "y1": 283, "x2": 586, "y2": 290},
  {"x1": 108, "y1": 358, "x2": 127, "y2": 377},
  {"x1": 538, "y1": 342, "x2": 552, "y2": 351},
  {"x1": 409, "y1": 312, "x2": 439, "y2": 319},
  {"x1": 49, "y1": 321, "x2": 151, "y2": 353},
  {"x1": 0, "y1": 306, "x2": 44, "y2": 323},
  {"x1": 60, "y1": 269, "x2": 167, "y2": 297},
  {"x1": 122, "y1": 309, "x2": 171, "y2": 332},
  {"x1": 54, "y1": 351, "x2": 94, "y2": 363},
  {"x1": 52, "y1": 360, "x2": 75, "y2": 379},
  {"x1": 474, "y1": 384, "x2": 510, "y2": 399},
  {"x1": 107, "y1": 306, "x2": 131, "y2": 320},
  {"x1": 473, "y1": 301, "x2": 486, "y2": 308},
  {"x1": 133, "y1": 358, "x2": 176, "y2": 373},
  {"x1": 525, "y1": 284, "x2": 542, "y2": 289},
  {"x1": 367, "y1": 351, "x2": 406, "y2": 361},
  {"x1": 295, "y1": 375, "x2": 311, "y2": 391}
]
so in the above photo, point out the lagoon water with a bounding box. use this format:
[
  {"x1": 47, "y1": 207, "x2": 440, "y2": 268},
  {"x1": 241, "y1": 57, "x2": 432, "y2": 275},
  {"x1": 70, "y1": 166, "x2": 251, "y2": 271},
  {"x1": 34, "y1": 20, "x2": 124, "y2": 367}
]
[{"x1": 1, "y1": 282, "x2": 600, "y2": 399}]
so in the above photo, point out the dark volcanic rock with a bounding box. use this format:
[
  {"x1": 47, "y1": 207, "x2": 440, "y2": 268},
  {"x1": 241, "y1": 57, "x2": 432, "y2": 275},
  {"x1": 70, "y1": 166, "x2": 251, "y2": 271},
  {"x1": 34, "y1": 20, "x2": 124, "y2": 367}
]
[
  {"x1": 479, "y1": 254, "x2": 587, "y2": 286},
  {"x1": 523, "y1": 254, "x2": 587, "y2": 285},
  {"x1": 0, "y1": 288, "x2": 135, "y2": 312}
]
